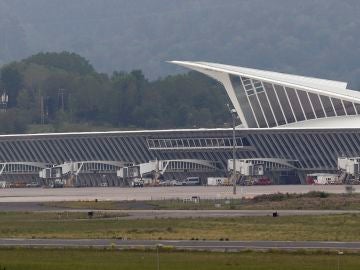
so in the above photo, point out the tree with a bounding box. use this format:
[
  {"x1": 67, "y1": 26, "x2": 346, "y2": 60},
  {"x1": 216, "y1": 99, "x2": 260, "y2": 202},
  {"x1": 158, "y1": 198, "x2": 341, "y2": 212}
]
[
  {"x1": 0, "y1": 65, "x2": 23, "y2": 107},
  {"x1": 25, "y1": 52, "x2": 95, "y2": 75},
  {"x1": 0, "y1": 51, "x2": 230, "y2": 134},
  {"x1": 0, "y1": 109, "x2": 27, "y2": 134}
]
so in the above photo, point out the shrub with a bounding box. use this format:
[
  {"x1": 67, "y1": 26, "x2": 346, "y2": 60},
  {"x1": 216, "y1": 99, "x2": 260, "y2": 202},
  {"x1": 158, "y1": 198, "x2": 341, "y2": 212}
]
[
  {"x1": 253, "y1": 193, "x2": 287, "y2": 202},
  {"x1": 304, "y1": 191, "x2": 329, "y2": 198}
]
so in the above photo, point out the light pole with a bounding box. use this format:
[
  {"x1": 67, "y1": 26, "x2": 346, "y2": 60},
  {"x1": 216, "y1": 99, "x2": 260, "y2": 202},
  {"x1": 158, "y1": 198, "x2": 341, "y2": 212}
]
[{"x1": 227, "y1": 104, "x2": 237, "y2": 195}]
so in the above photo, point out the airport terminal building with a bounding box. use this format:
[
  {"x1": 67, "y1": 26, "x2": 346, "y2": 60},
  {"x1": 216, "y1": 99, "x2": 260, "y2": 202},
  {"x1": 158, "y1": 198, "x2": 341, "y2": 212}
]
[{"x1": 1, "y1": 61, "x2": 360, "y2": 186}]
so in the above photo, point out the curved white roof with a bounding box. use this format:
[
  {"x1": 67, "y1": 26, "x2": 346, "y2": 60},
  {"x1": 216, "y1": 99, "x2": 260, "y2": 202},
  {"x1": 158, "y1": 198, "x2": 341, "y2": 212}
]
[
  {"x1": 190, "y1": 61, "x2": 347, "y2": 90},
  {"x1": 171, "y1": 61, "x2": 360, "y2": 101},
  {"x1": 278, "y1": 115, "x2": 360, "y2": 128},
  {"x1": 172, "y1": 60, "x2": 360, "y2": 129}
]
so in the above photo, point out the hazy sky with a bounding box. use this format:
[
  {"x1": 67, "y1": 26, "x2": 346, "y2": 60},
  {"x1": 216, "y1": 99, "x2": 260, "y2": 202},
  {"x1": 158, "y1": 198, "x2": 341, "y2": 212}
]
[{"x1": 1, "y1": 0, "x2": 360, "y2": 87}]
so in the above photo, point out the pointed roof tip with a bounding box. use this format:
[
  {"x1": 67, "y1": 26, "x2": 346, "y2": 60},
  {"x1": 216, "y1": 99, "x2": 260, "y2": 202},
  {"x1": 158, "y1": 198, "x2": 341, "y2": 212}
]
[
  {"x1": 167, "y1": 61, "x2": 197, "y2": 69},
  {"x1": 170, "y1": 61, "x2": 350, "y2": 93},
  {"x1": 169, "y1": 60, "x2": 200, "y2": 68},
  {"x1": 167, "y1": 60, "x2": 189, "y2": 64}
]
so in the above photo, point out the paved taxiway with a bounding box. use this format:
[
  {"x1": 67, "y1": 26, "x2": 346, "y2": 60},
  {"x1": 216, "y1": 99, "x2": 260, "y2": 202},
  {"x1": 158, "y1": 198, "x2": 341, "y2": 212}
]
[
  {"x1": 0, "y1": 203, "x2": 359, "y2": 217},
  {"x1": 0, "y1": 238, "x2": 359, "y2": 251},
  {"x1": 0, "y1": 185, "x2": 354, "y2": 202},
  {"x1": 105, "y1": 209, "x2": 360, "y2": 219}
]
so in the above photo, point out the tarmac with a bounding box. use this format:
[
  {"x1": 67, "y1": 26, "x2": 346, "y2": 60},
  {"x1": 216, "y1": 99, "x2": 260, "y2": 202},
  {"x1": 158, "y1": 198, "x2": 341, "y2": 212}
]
[
  {"x1": 0, "y1": 185, "x2": 354, "y2": 202},
  {"x1": 0, "y1": 185, "x2": 357, "y2": 252},
  {"x1": 1, "y1": 200, "x2": 360, "y2": 217},
  {"x1": 102, "y1": 209, "x2": 360, "y2": 219},
  {"x1": 0, "y1": 238, "x2": 358, "y2": 251}
]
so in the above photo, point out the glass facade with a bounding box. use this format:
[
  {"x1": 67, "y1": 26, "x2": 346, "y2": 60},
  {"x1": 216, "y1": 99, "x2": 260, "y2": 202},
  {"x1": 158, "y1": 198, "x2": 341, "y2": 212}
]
[
  {"x1": 248, "y1": 94, "x2": 267, "y2": 127},
  {"x1": 308, "y1": 93, "x2": 325, "y2": 118},
  {"x1": 331, "y1": 98, "x2": 346, "y2": 116},
  {"x1": 229, "y1": 74, "x2": 258, "y2": 127},
  {"x1": 228, "y1": 74, "x2": 360, "y2": 128},
  {"x1": 252, "y1": 79, "x2": 265, "y2": 93},
  {"x1": 297, "y1": 90, "x2": 315, "y2": 119},
  {"x1": 320, "y1": 95, "x2": 336, "y2": 117},
  {"x1": 343, "y1": 101, "x2": 356, "y2": 115},
  {"x1": 258, "y1": 92, "x2": 277, "y2": 127},
  {"x1": 274, "y1": 85, "x2": 296, "y2": 123},
  {"x1": 285, "y1": 87, "x2": 305, "y2": 121},
  {"x1": 355, "y1": 103, "x2": 360, "y2": 114},
  {"x1": 263, "y1": 82, "x2": 286, "y2": 125}
]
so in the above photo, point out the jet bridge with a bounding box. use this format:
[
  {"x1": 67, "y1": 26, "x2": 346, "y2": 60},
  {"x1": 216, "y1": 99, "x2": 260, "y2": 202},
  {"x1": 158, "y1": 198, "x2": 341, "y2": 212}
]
[
  {"x1": 337, "y1": 157, "x2": 360, "y2": 184},
  {"x1": 228, "y1": 158, "x2": 301, "y2": 184},
  {"x1": 0, "y1": 162, "x2": 48, "y2": 186},
  {"x1": 117, "y1": 159, "x2": 221, "y2": 184},
  {"x1": 40, "y1": 160, "x2": 131, "y2": 187}
]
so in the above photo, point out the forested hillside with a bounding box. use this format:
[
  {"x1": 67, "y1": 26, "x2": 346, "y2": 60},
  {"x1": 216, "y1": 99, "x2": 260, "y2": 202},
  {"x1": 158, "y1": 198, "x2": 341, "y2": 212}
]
[
  {"x1": 1, "y1": 0, "x2": 360, "y2": 87},
  {"x1": 0, "y1": 52, "x2": 229, "y2": 134},
  {"x1": 1, "y1": 1, "x2": 360, "y2": 134}
]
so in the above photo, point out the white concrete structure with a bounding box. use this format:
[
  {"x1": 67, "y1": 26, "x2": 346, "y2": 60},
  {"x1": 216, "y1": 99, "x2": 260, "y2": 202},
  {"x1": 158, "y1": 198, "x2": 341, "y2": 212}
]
[
  {"x1": 172, "y1": 61, "x2": 360, "y2": 129},
  {"x1": 3, "y1": 61, "x2": 360, "y2": 185}
]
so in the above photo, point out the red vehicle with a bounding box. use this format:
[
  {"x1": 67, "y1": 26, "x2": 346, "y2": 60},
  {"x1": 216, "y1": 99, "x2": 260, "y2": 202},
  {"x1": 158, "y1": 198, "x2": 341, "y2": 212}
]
[
  {"x1": 306, "y1": 176, "x2": 315, "y2": 185},
  {"x1": 253, "y1": 177, "x2": 272, "y2": 185}
]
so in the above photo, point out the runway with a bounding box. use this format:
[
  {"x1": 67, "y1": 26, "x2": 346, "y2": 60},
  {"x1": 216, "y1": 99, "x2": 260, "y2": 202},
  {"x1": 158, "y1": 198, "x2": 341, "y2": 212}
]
[
  {"x1": 0, "y1": 200, "x2": 358, "y2": 217},
  {"x1": 0, "y1": 201, "x2": 358, "y2": 217},
  {"x1": 0, "y1": 185, "x2": 354, "y2": 202},
  {"x1": 108, "y1": 209, "x2": 360, "y2": 219},
  {"x1": 0, "y1": 238, "x2": 359, "y2": 251}
]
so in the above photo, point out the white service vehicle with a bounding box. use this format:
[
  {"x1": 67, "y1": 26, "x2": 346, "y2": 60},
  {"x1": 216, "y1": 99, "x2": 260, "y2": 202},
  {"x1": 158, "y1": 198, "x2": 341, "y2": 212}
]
[
  {"x1": 131, "y1": 179, "x2": 144, "y2": 187},
  {"x1": 207, "y1": 177, "x2": 230, "y2": 186},
  {"x1": 183, "y1": 177, "x2": 200, "y2": 186},
  {"x1": 307, "y1": 173, "x2": 339, "y2": 185}
]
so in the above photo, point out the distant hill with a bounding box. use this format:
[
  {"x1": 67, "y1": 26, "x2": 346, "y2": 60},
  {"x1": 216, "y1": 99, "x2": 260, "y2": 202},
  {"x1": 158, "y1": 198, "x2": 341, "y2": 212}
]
[
  {"x1": 0, "y1": 52, "x2": 230, "y2": 134},
  {"x1": 1, "y1": 0, "x2": 360, "y2": 88}
]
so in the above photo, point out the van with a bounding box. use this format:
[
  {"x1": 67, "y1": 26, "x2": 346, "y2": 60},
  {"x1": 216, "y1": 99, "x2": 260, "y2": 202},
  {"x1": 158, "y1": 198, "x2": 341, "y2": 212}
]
[{"x1": 184, "y1": 177, "x2": 200, "y2": 186}]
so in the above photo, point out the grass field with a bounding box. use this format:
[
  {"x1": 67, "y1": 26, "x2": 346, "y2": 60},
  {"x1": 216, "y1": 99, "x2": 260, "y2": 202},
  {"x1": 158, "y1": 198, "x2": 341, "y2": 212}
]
[
  {"x1": 43, "y1": 192, "x2": 360, "y2": 210},
  {"x1": 0, "y1": 212, "x2": 359, "y2": 241},
  {"x1": 0, "y1": 248, "x2": 358, "y2": 270}
]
